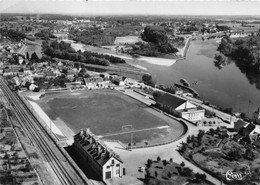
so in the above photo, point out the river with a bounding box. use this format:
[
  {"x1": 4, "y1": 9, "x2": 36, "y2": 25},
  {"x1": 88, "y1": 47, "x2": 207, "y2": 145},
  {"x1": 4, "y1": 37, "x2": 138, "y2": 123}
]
[
  {"x1": 67, "y1": 39, "x2": 260, "y2": 116},
  {"x1": 129, "y1": 39, "x2": 260, "y2": 115}
]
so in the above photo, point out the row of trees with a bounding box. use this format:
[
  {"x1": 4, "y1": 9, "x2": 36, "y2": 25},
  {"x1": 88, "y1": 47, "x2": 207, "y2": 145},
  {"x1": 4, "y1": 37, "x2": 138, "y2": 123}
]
[
  {"x1": 0, "y1": 28, "x2": 26, "y2": 41},
  {"x1": 217, "y1": 35, "x2": 260, "y2": 73},
  {"x1": 42, "y1": 41, "x2": 125, "y2": 66}
]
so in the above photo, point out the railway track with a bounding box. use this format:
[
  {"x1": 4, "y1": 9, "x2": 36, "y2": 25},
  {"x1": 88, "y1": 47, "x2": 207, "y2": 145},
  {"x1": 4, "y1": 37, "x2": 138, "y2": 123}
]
[{"x1": 0, "y1": 77, "x2": 88, "y2": 185}]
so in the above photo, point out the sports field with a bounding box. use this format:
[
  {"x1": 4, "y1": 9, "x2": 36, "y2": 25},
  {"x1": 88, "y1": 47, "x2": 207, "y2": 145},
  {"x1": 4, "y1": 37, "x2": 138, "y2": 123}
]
[{"x1": 38, "y1": 89, "x2": 185, "y2": 145}]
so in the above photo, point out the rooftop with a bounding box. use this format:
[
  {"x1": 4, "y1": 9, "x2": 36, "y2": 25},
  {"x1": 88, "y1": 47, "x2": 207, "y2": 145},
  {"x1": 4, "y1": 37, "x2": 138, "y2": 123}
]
[
  {"x1": 156, "y1": 94, "x2": 186, "y2": 109},
  {"x1": 74, "y1": 128, "x2": 123, "y2": 167}
]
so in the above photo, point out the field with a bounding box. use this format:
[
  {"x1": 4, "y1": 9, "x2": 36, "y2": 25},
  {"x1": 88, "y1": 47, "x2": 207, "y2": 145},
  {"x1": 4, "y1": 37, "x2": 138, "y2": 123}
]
[
  {"x1": 114, "y1": 36, "x2": 143, "y2": 45},
  {"x1": 38, "y1": 89, "x2": 185, "y2": 145}
]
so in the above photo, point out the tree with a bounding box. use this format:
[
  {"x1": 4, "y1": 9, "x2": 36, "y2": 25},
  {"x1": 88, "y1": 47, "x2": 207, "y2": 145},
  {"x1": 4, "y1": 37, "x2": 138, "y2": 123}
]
[
  {"x1": 169, "y1": 158, "x2": 173, "y2": 163},
  {"x1": 245, "y1": 148, "x2": 257, "y2": 160},
  {"x1": 195, "y1": 173, "x2": 207, "y2": 183},
  {"x1": 209, "y1": 128, "x2": 215, "y2": 136},
  {"x1": 26, "y1": 52, "x2": 30, "y2": 60},
  {"x1": 178, "y1": 144, "x2": 187, "y2": 153},
  {"x1": 145, "y1": 171, "x2": 151, "y2": 179},
  {"x1": 163, "y1": 160, "x2": 167, "y2": 166},
  {"x1": 167, "y1": 172, "x2": 172, "y2": 178},
  {"x1": 31, "y1": 52, "x2": 39, "y2": 63},
  {"x1": 180, "y1": 161, "x2": 185, "y2": 167},
  {"x1": 240, "y1": 112, "x2": 246, "y2": 119},
  {"x1": 186, "y1": 135, "x2": 191, "y2": 143},
  {"x1": 153, "y1": 91, "x2": 163, "y2": 100},
  {"x1": 181, "y1": 167, "x2": 193, "y2": 177},
  {"x1": 147, "y1": 159, "x2": 153, "y2": 167},
  {"x1": 157, "y1": 156, "x2": 161, "y2": 162},
  {"x1": 142, "y1": 74, "x2": 153, "y2": 84},
  {"x1": 154, "y1": 171, "x2": 158, "y2": 178},
  {"x1": 214, "y1": 53, "x2": 226, "y2": 64},
  {"x1": 228, "y1": 149, "x2": 243, "y2": 161}
]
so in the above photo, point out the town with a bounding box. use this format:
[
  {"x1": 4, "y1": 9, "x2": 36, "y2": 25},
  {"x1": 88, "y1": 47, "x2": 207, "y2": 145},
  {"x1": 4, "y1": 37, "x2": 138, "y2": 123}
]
[{"x1": 1, "y1": 4, "x2": 260, "y2": 185}]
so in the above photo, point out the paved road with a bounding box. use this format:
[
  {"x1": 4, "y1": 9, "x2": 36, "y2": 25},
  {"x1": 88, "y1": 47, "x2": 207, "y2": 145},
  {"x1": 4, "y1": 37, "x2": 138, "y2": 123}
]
[
  {"x1": 110, "y1": 87, "x2": 227, "y2": 185},
  {"x1": 106, "y1": 123, "x2": 226, "y2": 185},
  {"x1": 183, "y1": 95, "x2": 237, "y2": 126}
]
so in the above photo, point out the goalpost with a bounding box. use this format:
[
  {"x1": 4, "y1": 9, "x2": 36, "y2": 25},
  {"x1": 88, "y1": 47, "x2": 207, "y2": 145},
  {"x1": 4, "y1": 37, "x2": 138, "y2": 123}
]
[
  {"x1": 121, "y1": 124, "x2": 134, "y2": 132},
  {"x1": 122, "y1": 125, "x2": 134, "y2": 149}
]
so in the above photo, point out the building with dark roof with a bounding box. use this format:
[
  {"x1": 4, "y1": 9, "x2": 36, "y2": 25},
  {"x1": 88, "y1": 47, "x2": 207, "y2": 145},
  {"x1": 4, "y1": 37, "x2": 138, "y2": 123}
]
[
  {"x1": 73, "y1": 128, "x2": 124, "y2": 181},
  {"x1": 239, "y1": 123, "x2": 256, "y2": 136},
  {"x1": 233, "y1": 121, "x2": 260, "y2": 144},
  {"x1": 234, "y1": 120, "x2": 248, "y2": 132},
  {"x1": 155, "y1": 94, "x2": 205, "y2": 122}
]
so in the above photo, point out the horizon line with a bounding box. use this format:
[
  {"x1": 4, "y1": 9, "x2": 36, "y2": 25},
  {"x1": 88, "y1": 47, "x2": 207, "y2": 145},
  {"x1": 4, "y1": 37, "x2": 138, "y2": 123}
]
[{"x1": 2, "y1": 13, "x2": 260, "y2": 17}]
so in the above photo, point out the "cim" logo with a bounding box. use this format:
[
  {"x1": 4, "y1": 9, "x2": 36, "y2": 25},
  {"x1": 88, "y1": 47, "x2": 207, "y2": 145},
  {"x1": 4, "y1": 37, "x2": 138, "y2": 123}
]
[{"x1": 226, "y1": 169, "x2": 251, "y2": 181}]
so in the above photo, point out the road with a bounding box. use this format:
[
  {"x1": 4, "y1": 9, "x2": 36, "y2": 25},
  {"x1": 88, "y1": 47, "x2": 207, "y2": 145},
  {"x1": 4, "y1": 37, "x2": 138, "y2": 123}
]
[
  {"x1": 17, "y1": 44, "x2": 27, "y2": 55},
  {"x1": 183, "y1": 95, "x2": 237, "y2": 125},
  {"x1": 0, "y1": 77, "x2": 91, "y2": 185},
  {"x1": 106, "y1": 122, "x2": 227, "y2": 185},
  {"x1": 112, "y1": 87, "x2": 227, "y2": 185},
  {"x1": 145, "y1": 83, "x2": 238, "y2": 125}
]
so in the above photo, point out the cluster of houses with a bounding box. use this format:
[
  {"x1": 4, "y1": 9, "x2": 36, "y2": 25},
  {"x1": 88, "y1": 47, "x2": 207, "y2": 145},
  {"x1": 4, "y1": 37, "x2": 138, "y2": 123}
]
[
  {"x1": 73, "y1": 128, "x2": 124, "y2": 181},
  {"x1": 0, "y1": 55, "x2": 143, "y2": 92}
]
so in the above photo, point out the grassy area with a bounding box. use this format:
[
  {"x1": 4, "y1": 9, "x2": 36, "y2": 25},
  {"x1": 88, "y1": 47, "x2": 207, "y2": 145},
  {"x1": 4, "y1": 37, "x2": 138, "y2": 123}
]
[
  {"x1": 39, "y1": 89, "x2": 179, "y2": 137},
  {"x1": 145, "y1": 160, "x2": 188, "y2": 185},
  {"x1": 144, "y1": 158, "x2": 210, "y2": 185},
  {"x1": 179, "y1": 128, "x2": 260, "y2": 184}
]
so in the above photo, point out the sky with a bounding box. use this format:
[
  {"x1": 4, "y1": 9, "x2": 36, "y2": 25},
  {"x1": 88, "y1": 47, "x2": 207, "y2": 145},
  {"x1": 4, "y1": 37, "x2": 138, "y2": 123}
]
[{"x1": 1, "y1": 0, "x2": 260, "y2": 16}]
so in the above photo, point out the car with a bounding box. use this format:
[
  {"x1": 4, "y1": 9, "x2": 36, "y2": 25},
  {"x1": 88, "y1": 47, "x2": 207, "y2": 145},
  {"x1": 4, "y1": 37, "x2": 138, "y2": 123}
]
[{"x1": 139, "y1": 166, "x2": 146, "y2": 172}]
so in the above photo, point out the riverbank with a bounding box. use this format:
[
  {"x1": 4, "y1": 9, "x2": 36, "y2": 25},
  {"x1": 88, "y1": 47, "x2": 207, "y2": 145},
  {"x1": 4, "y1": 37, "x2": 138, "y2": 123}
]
[
  {"x1": 105, "y1": 53, "x2": 177, "y2": 67},
  {"x1": 65, "y1": 39, "x2": 178, "y2": 67},
  {"x1": 176, "y1": 35, "x2": 192, "y2": 59}
]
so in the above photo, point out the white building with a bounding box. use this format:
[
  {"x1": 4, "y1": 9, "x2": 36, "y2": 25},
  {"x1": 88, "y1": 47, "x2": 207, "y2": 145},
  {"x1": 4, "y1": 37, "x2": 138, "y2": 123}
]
[{"x1": 155, "y1": 94, "x2": 205, "y2": 122}]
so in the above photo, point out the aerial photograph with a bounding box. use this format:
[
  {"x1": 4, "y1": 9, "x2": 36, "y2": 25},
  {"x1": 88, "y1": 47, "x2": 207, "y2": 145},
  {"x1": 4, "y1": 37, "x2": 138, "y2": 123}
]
[{"x1": 1, "y1": 0, "x2": 260, "y2": 184}]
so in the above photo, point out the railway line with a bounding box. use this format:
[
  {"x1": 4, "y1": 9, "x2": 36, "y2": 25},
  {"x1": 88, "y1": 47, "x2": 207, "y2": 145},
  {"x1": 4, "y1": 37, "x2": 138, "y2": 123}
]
[{"x1": 0, "y1": 77, "x2": 88, "y2": 185}]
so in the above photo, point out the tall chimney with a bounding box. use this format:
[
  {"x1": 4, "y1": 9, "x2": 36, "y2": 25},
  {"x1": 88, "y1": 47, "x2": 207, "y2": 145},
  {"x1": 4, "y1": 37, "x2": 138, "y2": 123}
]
[{"x1": 80, "y1": 129, "x2": 84, "y2": 136}]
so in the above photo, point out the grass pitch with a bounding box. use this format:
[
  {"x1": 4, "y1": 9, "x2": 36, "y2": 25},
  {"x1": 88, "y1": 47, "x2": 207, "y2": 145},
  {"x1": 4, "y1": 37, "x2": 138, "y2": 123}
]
[{"x1": 39, "y1": 89, "x2": 185, "y2": 144}]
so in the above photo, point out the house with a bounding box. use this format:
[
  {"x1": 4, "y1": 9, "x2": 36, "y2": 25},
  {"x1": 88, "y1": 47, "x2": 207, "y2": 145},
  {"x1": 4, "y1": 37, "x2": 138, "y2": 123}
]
[
  {"x1": 44, "y1": 72, "x2": 56, "y2": 79},
  {"x1": 23, "y1": 68, "x2": 31, "y2": 75},
  {"x1": 84, "y1": 76, "x2": 107, "y2": 89},
  {"x1": 29, "y1": 84, "x2": 38, "y2": 91},
  {"x1": 73, "y1": 128, "x2": 124, "y2": 181},
  {"x1": 18, "y1": 56, "x2": 24, "y2": 64},
  {"x1": 65, "y1": 81, "x2": 82, "y2": 89},
  {"x1": 233, "y1": 122, "x2": 260, "y2": 143},
  {"x1": 155, "y1": 94, "x2": 205, "y2": 122},
  {"x1": 234, "y1": 120, "x2": 248, "y2": 132},
  {"x1": 112, "y1": 77, "x2": 126, "y2": 86},
  {"x1": 100, "y1": 73, "x2": 110, "y2": 79}
]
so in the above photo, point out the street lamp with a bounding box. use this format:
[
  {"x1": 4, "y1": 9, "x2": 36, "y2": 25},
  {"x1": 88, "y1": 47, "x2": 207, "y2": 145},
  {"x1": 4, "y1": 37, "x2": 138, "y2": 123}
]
[{"x1": 248, "y1": 100, "x2": 251, "y2": 117}]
